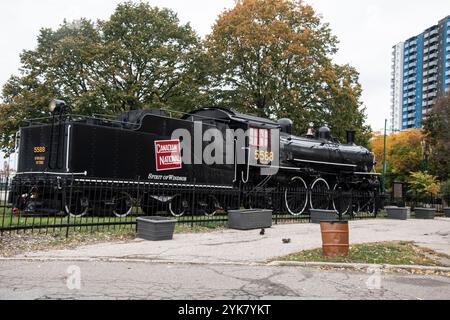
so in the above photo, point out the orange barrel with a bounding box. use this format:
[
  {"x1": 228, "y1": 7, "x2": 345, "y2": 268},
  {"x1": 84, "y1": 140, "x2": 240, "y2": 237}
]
[{"x1": 320, "y1": 221, "x2": 349, "y2": 257}]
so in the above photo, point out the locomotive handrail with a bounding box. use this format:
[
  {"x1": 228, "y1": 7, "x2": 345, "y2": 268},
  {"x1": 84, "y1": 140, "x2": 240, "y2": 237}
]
[
  {"x1": 21, "y1": 114, "x2": 140, "y2": 129},
  {"x1": 15, "y1": 171, "x2": 88, "y2": 176},
  {"x1": 14, "y1": 131, "x2": 20, "y2": 152},
  {"x1": 94, "y1": 108, "x2": 234, "y2": 124},
  {"x1": 241, "y1": 147, "x2": 251, "y2": 184}
]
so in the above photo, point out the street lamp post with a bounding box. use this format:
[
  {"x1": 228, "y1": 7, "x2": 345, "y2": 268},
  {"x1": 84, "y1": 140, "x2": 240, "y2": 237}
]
[{"x1": 382, "y1": 119, "x2": 388, "y2": 193}]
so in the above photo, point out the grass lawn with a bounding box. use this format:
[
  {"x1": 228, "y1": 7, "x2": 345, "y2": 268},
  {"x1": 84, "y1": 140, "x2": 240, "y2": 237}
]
[
  {"x1": 275, "y1": 241, "x2": 450, "y2": 267},
  {"x1": 1, "y1": 215, "x2": 226, "y2": 232}
]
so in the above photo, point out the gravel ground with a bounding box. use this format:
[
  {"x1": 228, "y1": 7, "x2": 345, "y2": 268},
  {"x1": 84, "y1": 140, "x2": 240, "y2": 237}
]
[
  {"x1": 0, "y1": 232, "x2": 135, "y2": 257},
  {"x1": 0, "y1": 224, "x2": 224, "y2": 257}
]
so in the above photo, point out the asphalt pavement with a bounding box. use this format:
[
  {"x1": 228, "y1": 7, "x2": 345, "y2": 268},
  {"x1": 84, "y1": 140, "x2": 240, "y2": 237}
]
[
  {"x1": 1, "y1": 218, "x2": 450, "y2": 300},
  {"x1": 11, "y1": 218, "x2": 450, "y2": 264},
  {"x1": 1, "y1": 260, "x2": 449, "y2": 300}
]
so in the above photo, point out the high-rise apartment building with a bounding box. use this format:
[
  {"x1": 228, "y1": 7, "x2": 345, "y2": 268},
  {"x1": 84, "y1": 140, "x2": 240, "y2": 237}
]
[{"x1": 390, "y1": 15, "x2": 450, "y2": 131}]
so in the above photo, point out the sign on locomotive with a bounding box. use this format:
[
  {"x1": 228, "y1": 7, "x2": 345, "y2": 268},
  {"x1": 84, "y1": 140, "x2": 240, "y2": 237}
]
[{"x1": 9, "y1": 100, "x2": 380, "y2": 218}]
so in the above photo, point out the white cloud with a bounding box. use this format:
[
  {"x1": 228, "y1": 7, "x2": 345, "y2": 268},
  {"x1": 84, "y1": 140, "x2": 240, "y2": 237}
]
[
  {"x1": 0, "y1": 0, "x2": 448, "y2": 133},
  {"x1": 308, "y1": 0, "x2": 449, "y2": 131}
]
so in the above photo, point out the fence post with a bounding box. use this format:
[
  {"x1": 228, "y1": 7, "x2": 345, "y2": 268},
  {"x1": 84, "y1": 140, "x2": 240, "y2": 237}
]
[
  {"x1": 238, "y1": 181, "x2": 242, "y2": 211},
  {"x1": 274, "y1": 185, "x2": 279, "y2": 225},
  {"x1": 349, "y1": 190, "x2": 354, "y2": 220},
  {"x1": 0, "y1": 175, "x2": 8, "y2": 236},
  {"x1": 338, "y1": 187, "x2": 343, "y2": 221},
  {"x1": 191, "y1": 179, "x2": 196, "y2": 228},
  {"x1": 136, "y1": 176, "x2": 140, "y2": 233},
  {"x1": 65, "y1": 175, "x2": 74, "y2": 238}
]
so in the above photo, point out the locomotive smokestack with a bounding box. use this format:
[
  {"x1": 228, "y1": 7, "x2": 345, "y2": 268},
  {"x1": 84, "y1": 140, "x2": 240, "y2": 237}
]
[{"x1": 346, "y1": 130, "x2": 356, "y2": 145}]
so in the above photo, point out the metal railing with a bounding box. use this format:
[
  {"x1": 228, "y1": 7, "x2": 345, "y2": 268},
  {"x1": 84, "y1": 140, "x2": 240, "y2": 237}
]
[
  {"x1": 1, "y1": 175, "x2": 385, "y2": 237},
  {"x1": 385, "y1": 191, "x2": 450, "y2": 213}
]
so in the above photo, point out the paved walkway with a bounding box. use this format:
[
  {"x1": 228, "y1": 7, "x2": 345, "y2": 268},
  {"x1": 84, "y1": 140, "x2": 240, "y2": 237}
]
[{"x1": 12, "y1": 218, "x2": 450, "y2": 264}]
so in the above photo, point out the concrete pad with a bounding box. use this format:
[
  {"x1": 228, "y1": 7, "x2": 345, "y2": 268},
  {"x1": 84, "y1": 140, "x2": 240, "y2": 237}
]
[{"x1": 15, "y1": 218, "x2": 450, "y2": 264}]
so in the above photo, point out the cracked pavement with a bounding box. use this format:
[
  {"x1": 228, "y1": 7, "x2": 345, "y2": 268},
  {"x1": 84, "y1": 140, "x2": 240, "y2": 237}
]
[
  {"x1": 1, "y1": 218, "x2": 450, "y2": 300},
  {"x1": 10, "y1": 218, "x2": 450, "y2": 264},
  {"x1": 0, "y1": 260, "x2": 449, "y2": 300}
]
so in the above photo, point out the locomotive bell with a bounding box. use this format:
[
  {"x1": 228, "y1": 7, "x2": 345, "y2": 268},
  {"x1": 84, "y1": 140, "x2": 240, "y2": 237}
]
[{"x1": 306, "y1": 123, "x2": 315, "y2": 138}]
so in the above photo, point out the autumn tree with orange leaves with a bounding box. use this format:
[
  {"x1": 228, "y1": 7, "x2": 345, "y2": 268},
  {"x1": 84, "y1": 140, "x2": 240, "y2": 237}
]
[
  {"x1": 370, "y1": 129, "x2": 426, "y2": 185},
  {"x1": 205, "y1": 0, "x2": 371, "y2": 145}
]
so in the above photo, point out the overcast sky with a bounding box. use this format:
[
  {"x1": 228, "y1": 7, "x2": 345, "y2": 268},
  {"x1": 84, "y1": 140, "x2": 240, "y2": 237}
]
[{"x1": 0, "y1": 0, "x2": 449, "y2": 135}]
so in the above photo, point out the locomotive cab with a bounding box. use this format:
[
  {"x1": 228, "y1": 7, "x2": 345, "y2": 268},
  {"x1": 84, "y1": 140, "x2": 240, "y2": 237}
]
[{"x1": 184, "y1": 108, "x2": 281, "y2": 185}]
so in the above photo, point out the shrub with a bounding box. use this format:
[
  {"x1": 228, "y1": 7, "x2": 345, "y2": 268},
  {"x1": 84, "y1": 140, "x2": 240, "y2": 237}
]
[{"x1": 407, "y1": 172, "x2": 440, "y2": 196}]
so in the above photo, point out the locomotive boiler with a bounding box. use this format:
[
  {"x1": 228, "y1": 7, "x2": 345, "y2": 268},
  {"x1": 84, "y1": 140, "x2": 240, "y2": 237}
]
[{"x1": 9, "y1": 100, "x2": 380, "y2": 217}]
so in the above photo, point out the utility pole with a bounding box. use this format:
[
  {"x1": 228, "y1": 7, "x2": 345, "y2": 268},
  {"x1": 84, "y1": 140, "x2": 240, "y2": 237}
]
[{"x1": 382, "y1": 119, "x2": 388, "y2": 193}]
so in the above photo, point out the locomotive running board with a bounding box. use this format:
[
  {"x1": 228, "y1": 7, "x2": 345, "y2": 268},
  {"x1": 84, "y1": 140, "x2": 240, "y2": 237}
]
[
  {"x1": 293, "y1": 158, "x2": 358, "y2": 168},
  {"x1": 73, "y1": 178, "x2": 234, "y2": 189},
  {"x1": 353, "y1": 172, "x2": 382, "y2": 176}
]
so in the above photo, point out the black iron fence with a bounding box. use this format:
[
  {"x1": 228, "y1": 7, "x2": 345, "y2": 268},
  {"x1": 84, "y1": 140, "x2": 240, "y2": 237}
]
[
  {"x1": 1, "y1": 175, "x2": 385, "y2": 237},
  {"x1": 385, "y1": 191, "x2": 450, "y2": 213}
]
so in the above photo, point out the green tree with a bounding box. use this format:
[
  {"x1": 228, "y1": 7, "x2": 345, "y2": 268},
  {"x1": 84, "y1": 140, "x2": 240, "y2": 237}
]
[
  {"x1": 423, "y1": 91, "x2": 450, "y2": 180},
  {"x1": 96, "y1": 2, "x2": 206, "y2": 113},
  {"x1": 322, "y1": 64, "x2": 371, "y2": 145},
  {"x1": 0, "y1": 2, "x2": 205, "y2": 154},
  {"x1": 408, "y1": 171, "x2": 440, "y2": 196},
  {"x1": 0, "y1": 19, "x2": 101, "y2": 153},
  {"x1": 205, "y1": 0, "x2": 370, "y2": 144}
]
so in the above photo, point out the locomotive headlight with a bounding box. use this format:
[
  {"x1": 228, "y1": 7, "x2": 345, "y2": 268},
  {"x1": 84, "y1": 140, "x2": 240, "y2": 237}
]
[{"x1": 49, "y1": 99, "x2": 66, "y2": 114}]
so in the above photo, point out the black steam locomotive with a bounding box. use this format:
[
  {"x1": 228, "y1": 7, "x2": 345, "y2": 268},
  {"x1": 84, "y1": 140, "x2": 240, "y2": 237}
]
[{"x1": 9, "y1": 100, "x2": 380, "y2": 217}]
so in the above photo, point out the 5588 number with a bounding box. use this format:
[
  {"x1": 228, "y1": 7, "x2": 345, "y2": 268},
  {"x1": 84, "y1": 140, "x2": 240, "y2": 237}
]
[
  {"x1": 34, "y1": 146, "x2": 46, "y2": 153},
  {"x1": 255, "y1": 150, "x2": 274, "y2": 163}
]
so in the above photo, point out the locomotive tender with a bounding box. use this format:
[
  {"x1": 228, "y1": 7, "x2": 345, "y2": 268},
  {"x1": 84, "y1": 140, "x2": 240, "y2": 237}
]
[{"x1": 10, "y1": 100, "x2": 380, "y2": 217}]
